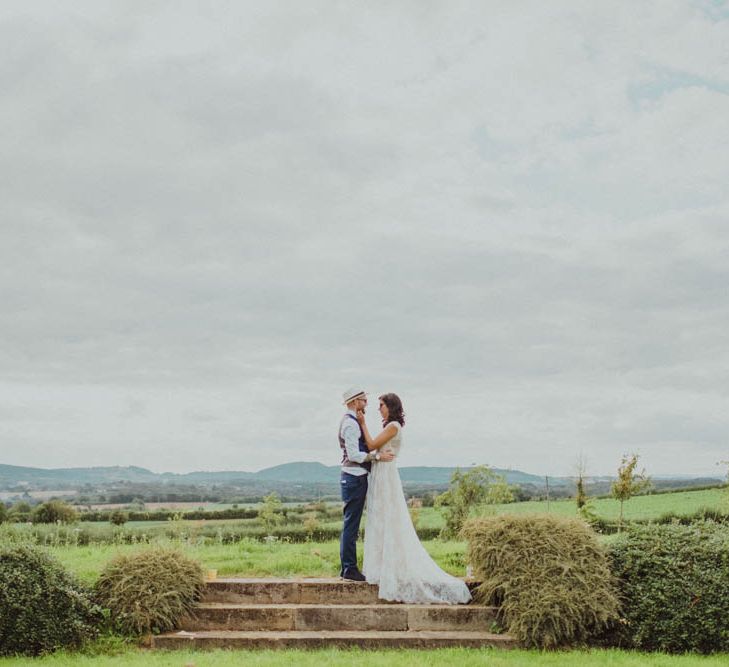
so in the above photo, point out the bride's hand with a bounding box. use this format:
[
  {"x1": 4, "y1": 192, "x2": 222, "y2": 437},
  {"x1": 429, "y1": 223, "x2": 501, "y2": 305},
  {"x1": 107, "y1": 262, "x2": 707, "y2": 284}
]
[{"x1": 356, "y1": 409, "x2": 365, "y2": 425}]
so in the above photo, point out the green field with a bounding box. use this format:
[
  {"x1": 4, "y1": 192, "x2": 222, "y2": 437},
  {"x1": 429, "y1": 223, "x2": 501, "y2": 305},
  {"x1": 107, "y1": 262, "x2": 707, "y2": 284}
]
[
  {"x1": 3, "y1": 487, "x2": 729, "y2": 664},
  {"x1": 2, "y1": 487, "x2": 726, "y2": 552},
  {"x1": 2, "y1": 647, "x2": 728, "y2": 666},
  {"x1": 47, "y1": 538, "x2": 467, "y2": 584},
  {"x1": 24, "y1": 485, "x2": 728, "y2": 584},
  {"x1": 117, "y1": 486, "x2": 729, "y2": 527},
  {"x1": 486, "y1": 487, "x2": 727, "y2": 521}
]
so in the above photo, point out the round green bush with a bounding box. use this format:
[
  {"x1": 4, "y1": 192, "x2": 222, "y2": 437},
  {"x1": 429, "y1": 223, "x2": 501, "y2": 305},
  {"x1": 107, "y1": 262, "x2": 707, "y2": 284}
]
[
  {"x1": 608, "y1": 521, "x2": 729, "y2": 653},
  {"x1": 0, "y1": 544, "x2": 102, "y2": 656},
  {"x1": 462, "y1": 513, "x2": 620, "y2": 648},
  {"x1": 94, "y1": 547, "x2": 204, "y2": 635},
  {"x1": 109, "y1": 510, "x2": 128, "y2": 526},
  {"x1": 32, "y1": 500, "x2": 78, "y2": 524}
]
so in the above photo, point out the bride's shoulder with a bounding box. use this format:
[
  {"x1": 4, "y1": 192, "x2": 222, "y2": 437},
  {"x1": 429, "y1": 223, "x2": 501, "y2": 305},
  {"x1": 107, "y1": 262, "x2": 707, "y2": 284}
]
[{"x1": 387, "y1": 420, "x2": 402, "y2": 432}]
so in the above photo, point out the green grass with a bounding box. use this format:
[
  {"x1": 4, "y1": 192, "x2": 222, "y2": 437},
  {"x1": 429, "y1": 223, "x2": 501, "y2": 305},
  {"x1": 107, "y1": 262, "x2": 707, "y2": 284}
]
[
  {"x1": 134, "y1": 486, "x2": 729, "y2": 534},
  {"x1": 48, "y1": 539, "x2": 468, "y2": 585},
  {"x1": 5, "y1": 488, "x2": 726, "y2": 550},
  {"x1": 3, "y1": 647, "x2": 729, "y2": 666},
  {"x1": 484, "y1": 488, "x2": 727, "y2": 521}
]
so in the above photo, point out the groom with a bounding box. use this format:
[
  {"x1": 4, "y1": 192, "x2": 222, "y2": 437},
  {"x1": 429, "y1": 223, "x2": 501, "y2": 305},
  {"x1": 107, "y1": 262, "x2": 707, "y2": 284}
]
[{"x1": 338, "y1": 387, "x2": 394, "y2": 581}]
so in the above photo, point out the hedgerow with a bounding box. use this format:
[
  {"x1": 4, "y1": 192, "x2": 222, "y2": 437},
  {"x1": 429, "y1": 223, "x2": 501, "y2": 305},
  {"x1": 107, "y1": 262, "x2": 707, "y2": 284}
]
[
  {"x1": 607, "y1": 521, "x2": 729, "y2": 653},
  {"x1": 0, "y1": 544, "x2": 102, "y2": 656}
]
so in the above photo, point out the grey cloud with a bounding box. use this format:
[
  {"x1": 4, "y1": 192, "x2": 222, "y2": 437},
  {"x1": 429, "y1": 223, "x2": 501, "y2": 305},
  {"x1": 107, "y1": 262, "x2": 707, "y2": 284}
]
[{"x1": 1, "y1": 2, "x2": 728, "y2": 475}]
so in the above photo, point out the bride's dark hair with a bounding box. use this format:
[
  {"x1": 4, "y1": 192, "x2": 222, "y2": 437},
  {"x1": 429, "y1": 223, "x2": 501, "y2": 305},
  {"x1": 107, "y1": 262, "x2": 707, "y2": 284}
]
[{"x1": 379, "y1": 393, "x2": 405, "y2": 427}]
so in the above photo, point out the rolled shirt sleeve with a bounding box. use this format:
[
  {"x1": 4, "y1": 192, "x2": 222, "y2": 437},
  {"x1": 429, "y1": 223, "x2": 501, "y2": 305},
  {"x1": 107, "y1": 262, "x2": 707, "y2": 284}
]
[{"x1": 341, "y1": 418, "x2": 368, "y2": 464}]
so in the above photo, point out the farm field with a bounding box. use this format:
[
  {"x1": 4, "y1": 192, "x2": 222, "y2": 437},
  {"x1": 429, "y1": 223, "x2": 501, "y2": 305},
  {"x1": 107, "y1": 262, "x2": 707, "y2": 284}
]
[{"x1": 2, "y1": 647, "x2": 728, "y2": 666}]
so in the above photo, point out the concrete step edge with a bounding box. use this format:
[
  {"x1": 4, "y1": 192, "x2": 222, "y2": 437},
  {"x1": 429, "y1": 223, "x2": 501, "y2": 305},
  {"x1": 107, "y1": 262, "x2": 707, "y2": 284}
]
[
  {"x1": 160, "y1": 630, "x2": 510, "y2": 638},
  {"x1": 195, "y1": 602, "x2": 495, "y2": 610},
  {"x1": 151, "y1": 629, "x2": 517, "y2": 650}
]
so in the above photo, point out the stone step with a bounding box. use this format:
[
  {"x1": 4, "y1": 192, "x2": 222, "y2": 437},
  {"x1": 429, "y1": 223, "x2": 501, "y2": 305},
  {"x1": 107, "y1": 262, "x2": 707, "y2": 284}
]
[
  {"x1": 182, "y1": 602, "x2": 498, "y2": 632},
  {"x1": 152, "y1": 629, "x2": 516, "y2": 651},
  {"x1": 203, "y1": 578, "x2": 480, "y2": 605}
]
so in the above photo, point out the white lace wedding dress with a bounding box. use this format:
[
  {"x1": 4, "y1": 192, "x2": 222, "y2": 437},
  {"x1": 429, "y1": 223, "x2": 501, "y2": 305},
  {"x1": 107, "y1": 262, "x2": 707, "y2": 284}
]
[{"x1": 362, "y1": 421, "x2": 472, "y2": 604}]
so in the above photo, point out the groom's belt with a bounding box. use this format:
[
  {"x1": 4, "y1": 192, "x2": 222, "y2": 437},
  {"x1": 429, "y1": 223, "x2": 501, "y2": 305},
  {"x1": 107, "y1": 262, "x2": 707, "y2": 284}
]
[{"x1": 342, "y1": 460, "x2": 368, "y2": 468}]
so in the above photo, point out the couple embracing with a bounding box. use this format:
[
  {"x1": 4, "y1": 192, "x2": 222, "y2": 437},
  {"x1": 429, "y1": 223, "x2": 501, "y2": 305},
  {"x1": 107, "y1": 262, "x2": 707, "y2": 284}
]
[{"x1": 338, "y1": 387, "x2": 471, "y2": 605}]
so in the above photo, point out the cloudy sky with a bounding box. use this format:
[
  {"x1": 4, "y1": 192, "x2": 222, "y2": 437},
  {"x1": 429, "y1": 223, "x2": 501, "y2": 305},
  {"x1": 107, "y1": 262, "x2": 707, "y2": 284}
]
[{"x1": 2, "y1": 1, "x2": 728, "y2": 477}]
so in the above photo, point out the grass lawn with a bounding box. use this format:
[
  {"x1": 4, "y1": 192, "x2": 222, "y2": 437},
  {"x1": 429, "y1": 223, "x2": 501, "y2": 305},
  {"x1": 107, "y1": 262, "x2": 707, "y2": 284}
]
[
  {"x1": 49, "y1": 538, "x2": 468, "y2": 584},
  {"x1": 3, "y1": 647, "x2": 729, "y2": 666}
]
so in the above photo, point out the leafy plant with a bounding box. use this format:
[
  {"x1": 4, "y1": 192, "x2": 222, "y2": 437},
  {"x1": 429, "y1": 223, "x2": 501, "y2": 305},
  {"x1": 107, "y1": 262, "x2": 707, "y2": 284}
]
[
  {"x1": 435, "y1": 465, "x2": 514, "y2": 538},
  {"x1": 462, "y1": 513, "x2": 619, "y2": 648},
  {"x1": 0, "y1": 544, "x2": 102, "y2": 656},
  {"x1": 94, "y1": 547, "x2": 204, "y2": 635}
]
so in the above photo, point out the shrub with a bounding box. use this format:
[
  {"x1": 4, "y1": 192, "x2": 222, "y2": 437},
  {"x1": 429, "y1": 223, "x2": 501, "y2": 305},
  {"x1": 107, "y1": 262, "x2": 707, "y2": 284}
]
[
  {"x1": 32, "y1": 500, "x2": 78, "y2": 524},
  {"x1": 0, "y1": 503, "x2": 6, "y2": 523},
  {"x1": 109, "y1": 510, "x2": 129, "y2": 526},
  {"x1": 462, "y1": 514, "x2": 619, "y2": 648},
  {"x1": 302, "y1": 512, "x2": 320, "y2": 540},
  {"x1": 94, "y1": 547, "x2": 204, "y2": 635},
  {"x1": 607, "y1": 522, "x2": 729, "y2": 653},
  {"x1": 8, "y1": 501, "x2": 33, "y2": 522},
  {"x1": 78, "y1": 507, "x2": 260, "y2": 522},
  {"x1": 0, "y1": 544, "x2": 102, "y2": 656}
]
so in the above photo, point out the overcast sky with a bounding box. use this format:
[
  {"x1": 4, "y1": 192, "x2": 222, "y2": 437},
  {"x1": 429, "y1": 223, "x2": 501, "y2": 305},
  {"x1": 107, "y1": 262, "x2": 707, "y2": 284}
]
[{"x1": 1, "y1": 1, "x2": 728, "y2": 477}]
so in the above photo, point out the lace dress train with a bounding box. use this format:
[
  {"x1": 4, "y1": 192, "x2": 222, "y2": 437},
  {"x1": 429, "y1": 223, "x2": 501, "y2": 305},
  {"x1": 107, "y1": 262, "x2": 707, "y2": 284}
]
[{"x1": 362, "y1": 422, "x2": 471, "y2": 604}]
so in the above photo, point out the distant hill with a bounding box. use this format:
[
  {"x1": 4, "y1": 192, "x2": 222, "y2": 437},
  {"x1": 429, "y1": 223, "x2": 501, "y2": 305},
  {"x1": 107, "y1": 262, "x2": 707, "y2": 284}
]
[
  {"x1": 0, "y1": 464, "x2": 159, "y2": 486},
  {"x1": 1, "y1": 461, "x2": 721, "y2": 493},
  {"x1": 1, "y1": 461, "x2": 552, "y2": 489}
]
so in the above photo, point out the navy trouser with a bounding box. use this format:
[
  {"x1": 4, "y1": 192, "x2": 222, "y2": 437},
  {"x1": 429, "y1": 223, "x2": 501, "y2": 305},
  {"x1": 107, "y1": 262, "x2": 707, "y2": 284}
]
[{"x1": 340, "y1": 471, "x2": 368, "y2": 574}]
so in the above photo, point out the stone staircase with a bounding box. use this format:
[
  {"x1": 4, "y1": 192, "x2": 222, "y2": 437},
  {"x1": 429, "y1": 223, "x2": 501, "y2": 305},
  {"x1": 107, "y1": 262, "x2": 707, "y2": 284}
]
[{"x1": 152, "y1": 578, "x2": 517, "y2": 650}]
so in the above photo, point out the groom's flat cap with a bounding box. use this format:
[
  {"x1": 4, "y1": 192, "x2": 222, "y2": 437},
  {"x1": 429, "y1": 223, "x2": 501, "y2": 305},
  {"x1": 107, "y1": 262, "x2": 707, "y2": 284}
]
[{"x1": 342, "y1": 387, "x2": 366, "y2": 404}]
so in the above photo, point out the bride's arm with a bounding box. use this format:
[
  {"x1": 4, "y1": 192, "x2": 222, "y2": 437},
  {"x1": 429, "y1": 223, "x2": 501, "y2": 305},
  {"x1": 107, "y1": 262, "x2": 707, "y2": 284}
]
[{"x1": 358, "y1": 416, "x2": 398, "y2": 451}]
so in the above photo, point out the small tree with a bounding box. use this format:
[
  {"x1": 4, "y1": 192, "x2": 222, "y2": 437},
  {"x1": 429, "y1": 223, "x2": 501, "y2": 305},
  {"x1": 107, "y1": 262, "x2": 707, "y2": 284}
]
[
  {"x1": 0, "y1": 503, "x2": 6, "y2": 524},
  {"x1": 435, "y1": 465, "x2": 513, "y2": 538},
  {"x1": 258, "y1": 492, "x2": 284, "y2": 532},
  {"x1": 32, "y1": 500, "x2": 78, "y2": 524},
  {"x1": 485, "y1": 477, "x2": 515, "y2": 505},
  {"x1": 575, "y1": 454, "x2": 588, "y2": 511},
  {"x1": 718, "y1": 460, "x2": 729, "y2": 510},
  {"x1": 611, "y1": 453, "x2": 651, "y2": 532}
]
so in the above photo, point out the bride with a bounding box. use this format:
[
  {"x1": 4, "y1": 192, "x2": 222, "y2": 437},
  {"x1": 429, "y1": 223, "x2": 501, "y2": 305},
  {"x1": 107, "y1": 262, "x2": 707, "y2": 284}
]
[{"x1": 357, "y1": 393, "x2": 471, "y2": 605}]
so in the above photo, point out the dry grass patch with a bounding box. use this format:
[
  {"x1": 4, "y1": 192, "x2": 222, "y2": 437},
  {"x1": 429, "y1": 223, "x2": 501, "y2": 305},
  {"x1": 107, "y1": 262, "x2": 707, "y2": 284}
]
[
  {"x1": 463, "y1": 513, "x2": 620, "y2": 648},
  {"x1": 94, "y1": 547, "x2": 203, "y2": 636}
]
